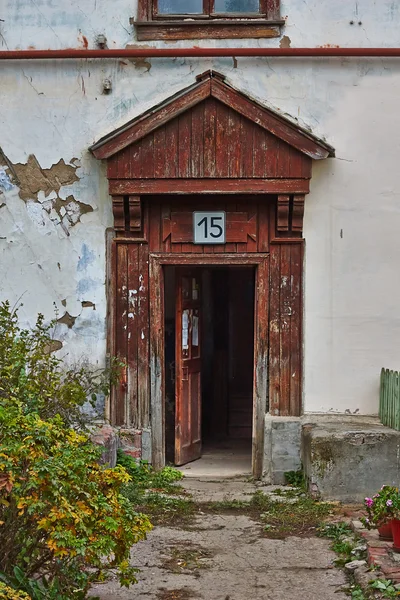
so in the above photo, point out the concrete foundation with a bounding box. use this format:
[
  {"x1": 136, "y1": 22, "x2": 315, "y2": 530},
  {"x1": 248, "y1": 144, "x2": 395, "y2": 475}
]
[
  {"x1": 302, "y1": 415, "x2": 400, "y2": 502},
  {"x1": 263, "y1": 416, "x2": 302, "y2": 484}
]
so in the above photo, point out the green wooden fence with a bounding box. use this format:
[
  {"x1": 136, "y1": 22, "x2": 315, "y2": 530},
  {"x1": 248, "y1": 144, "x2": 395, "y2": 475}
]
[{"x1": 380, "y1": 368, "x2": 400, "y2": 430}]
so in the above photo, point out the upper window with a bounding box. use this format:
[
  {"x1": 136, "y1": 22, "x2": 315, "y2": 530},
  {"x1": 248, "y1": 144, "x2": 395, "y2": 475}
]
[
  {"x1": 156, "y1": 0, "x2": 261, "y2": 15},
  {"x1": 136, "y1": 0, "x2": 283, "y2": 40}
]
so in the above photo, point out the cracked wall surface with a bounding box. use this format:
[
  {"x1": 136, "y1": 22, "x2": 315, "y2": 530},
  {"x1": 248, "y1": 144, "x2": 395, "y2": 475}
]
[{"x1": 1, "y1": 0, "x2": 400, "y2": 414}]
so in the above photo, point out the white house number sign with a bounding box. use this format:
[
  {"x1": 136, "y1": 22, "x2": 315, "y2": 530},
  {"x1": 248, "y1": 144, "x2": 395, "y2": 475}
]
[{"x1": 193, "y1": 211, "x2": 226, "y2": 244}]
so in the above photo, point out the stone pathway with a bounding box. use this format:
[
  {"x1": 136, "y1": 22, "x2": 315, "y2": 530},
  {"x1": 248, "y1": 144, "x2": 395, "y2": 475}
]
[{"x1": 89, "y1": 479, "x2": 348, "y2": 600}]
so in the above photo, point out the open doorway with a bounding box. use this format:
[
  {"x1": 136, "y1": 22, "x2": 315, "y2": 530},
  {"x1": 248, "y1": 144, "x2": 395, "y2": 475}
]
[{"x1": 164, "y1": 266, "x2": 255, "y2": 476}]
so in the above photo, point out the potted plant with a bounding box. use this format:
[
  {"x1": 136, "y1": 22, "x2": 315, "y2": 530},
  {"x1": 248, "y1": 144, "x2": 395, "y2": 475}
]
[{"x1": 360, "y1": 485, "x2": 399, "y2": 541}]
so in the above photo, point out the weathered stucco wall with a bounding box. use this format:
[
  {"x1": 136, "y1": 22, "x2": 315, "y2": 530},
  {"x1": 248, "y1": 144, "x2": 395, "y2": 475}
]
[{"x1": 1, "y1": 0, "x2": 400, "y2": 414}]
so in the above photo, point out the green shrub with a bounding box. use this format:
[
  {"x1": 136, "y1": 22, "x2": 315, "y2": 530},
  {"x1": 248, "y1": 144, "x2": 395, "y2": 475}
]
[
  {"x1": 0, "y1": 300, "x2": 121, "y2": 427},
  {"x1": 0, "y1": 582, "x2": 31, "y2": 600},
  {"x1": 0, "y1": 301, "x2": 152, "y2": 598},
  {"x1": 117, "y1": 451, "x2": 183, "y2": 491}
]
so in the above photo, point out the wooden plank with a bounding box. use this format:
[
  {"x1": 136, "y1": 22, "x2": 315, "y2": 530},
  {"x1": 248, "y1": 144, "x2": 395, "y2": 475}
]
[
  {"x1": 278, "y1": 244, "x2": 291, "y2": 416},
  {"x1": 138, "y1": 243, "x2": 150, "y2": 428},
  {"x1": 253, "y1": 126, "x2": 267, "y2": 177},
  {"x1": 265, "y1": 133, "x2": 278, "y2": 177},
  {"x1": 288, "y1": 147, "x2": 303, "y2": 178},
  {"x1": 130, "y1": 141, "x2": 143, "y2": 178},
  {"x1": 240, "y1": 118, "x2": 254, "y2": 177},
  {"x1": 277, "y1": 139, "x2": 291, "y2": 178},
  {"x1": 154, "y1": 127, "x2": 166, "y2": 178},
  {"x1": 141, "y1": 133, "x2": 155, "y2": 178},
  {"x1": 105, "y1": 232, "x2": 116, "y2": 424},
  {"x1": 149, "y1": 257, "x2": 165, "y2": 469},
  {"x1": 114, "y1": 243, "x2": 129, "y2": 426},
  {"x1": 204, "y1": 97, "x2": 217, "y2": 177},
  {"x1": 178, "y1": 110, "x2": 192, "y2": 178},
  {"x1": 253, "y1": 256, "x2": 269, "y2": 478},
  {"x1": 228, "y1": 107, "x2": 241, "y2": 178},
  {"x1": 211, "y1": 78, "x2": 331, "y2": 160},
  {"x1": 107, "y1": 154, "x2": 119, "y2": 179},
  {"x1": 289, "y1": 243, "x2": 303, "y2": 416},
  {"x1": 258, "y1": 201, "x2": 269, "y2": 253},
  {"x1": 269, "y1": 244, "x2": 281, "y2": 415},
  {"x1": 165, "y1": 119, "x2": 179, "y2": 178},
  {"x1": 136, "y1": 22, "x2": 281, "y2": 41},
  {"x1": 127, "y1": 244, "x2": 139, "y2": 427},
  {"x1": 92, "y1": 78, "x2": 211, "y2": 159},
  {"x1": 215, "y1": 101, "x2": 229, "y2": 178},
  {"x1": 148, "y1": 200, "x2": 162, "y2": 252},
  {"x1": 110, "y1": 178, "x2": 310, "y2": 195},
  {"x1": 120, "y1": 145, "x2": 132, "y2": 179},
  {"x1": 151, "y1": 252, "x2": 268, "y2": 266},
  {"x1": 191, "y1": 103, "x2": 204, "y2": 177}
]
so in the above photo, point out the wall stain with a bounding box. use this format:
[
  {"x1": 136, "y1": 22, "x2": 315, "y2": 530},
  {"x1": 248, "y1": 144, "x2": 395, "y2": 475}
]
[{"x1": 279, "y1": 35, "x2": 291, "y2": 48}]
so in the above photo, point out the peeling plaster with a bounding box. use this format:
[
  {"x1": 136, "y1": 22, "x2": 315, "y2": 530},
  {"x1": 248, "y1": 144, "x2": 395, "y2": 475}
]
[
  {"x1": 56, "y1": 311, "x2": 77, "y2": 329},
  {"x1": 12, "y1": 155, "x2": 79, "y2": 201}
]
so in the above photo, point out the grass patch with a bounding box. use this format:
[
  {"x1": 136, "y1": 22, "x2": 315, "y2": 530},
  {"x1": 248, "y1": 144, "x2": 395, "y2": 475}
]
[
  {"x1": 252, "y1": 490, "x2": 335, "y2": 537},
  {"x1": 202, "y1": 490, "x2": 335, "y2": 537},
  {"x1": 118, "y1": 451, "x2": 196, "y2": 526}
]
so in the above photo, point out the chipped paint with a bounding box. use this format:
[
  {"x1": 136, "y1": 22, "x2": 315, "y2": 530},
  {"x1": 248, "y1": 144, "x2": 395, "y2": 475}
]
[{"x1": 0, "y1": 170, "x2": 13, "y2": 192}]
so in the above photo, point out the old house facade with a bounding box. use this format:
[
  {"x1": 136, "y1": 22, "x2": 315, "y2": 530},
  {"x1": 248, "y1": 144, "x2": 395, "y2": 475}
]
[{"x1": 1, "y1": 0, "x2": 400, "y2": 495}]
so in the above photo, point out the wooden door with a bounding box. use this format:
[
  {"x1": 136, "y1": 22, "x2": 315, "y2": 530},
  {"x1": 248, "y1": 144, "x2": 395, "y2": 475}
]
[{"x1": 175, "y1": 270, "x2": 202, "y2": 465}]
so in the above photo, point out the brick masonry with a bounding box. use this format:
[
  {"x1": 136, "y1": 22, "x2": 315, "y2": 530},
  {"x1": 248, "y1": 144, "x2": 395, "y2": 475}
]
[{"x1": 352, "y1": 520, "x2": 400, "y2": 583}]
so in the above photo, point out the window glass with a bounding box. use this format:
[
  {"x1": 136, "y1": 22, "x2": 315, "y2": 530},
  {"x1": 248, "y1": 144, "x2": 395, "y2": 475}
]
[
  {"x1": 214, "y1": 0, "x2": 260, "y2": 11},
  {"x1": 158, "y1": 0, "x2": 203, "y2": 13}
]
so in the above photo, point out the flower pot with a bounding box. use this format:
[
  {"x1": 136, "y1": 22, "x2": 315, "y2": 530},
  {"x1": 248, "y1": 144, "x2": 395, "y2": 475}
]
[
  {"x1": 378, "y1": 521, "x2": 393, "y2": 541},
  {"x1": 391, "y1": 519, "x2": 400, "y2": 552}
]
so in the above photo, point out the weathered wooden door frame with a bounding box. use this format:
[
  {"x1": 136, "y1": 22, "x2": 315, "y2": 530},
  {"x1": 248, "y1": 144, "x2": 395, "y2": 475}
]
[{"x1": 149, "y1": 253, "x2": 269, "y2": 479}]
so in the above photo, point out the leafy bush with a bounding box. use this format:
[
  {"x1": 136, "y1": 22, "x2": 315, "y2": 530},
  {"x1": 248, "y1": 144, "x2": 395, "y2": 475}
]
[
  {"x1": 0, "y1": 301, "x2": 152, "y2": 597},
  {"x1": 0, "y1": 300, "x2": 121, "y2": 427},
  {"x1": 0, "y1": 582, "x2": 31, "y2": 600},
  {"x1": 117, "y1": 451, "x2": 183, "y2": 491}
]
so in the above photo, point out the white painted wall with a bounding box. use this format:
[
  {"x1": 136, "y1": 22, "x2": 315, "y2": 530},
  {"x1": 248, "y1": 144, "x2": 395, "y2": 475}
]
[{"x1": 1, "y1": 0, "x2": 400, "y2": 413}]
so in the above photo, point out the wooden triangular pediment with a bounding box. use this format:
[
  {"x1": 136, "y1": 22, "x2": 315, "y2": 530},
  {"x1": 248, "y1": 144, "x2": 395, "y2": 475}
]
[{"x1": 90, "y1": 71, "x2": 335, "y2": 162}]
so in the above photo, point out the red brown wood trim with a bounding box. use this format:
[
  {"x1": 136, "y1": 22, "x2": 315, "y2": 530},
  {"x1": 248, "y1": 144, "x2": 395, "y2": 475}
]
[
  {"x1": 109, "y1": 178, "x2": 310, "y2": 195},
  {"x1": 253, "y1": 256, "x2": 269, "y2": 478},
  {"x1": 211, "y1": 78, "x2": 331, "y2": 160},
  {"x1": 277, "y1": 194, "x2": 290, "y2": 231},
  {"x1": 149, "y1": 256, "x2": 165, "y2": 470},
  {"x1": 136, "y1": 21, "x2": 281, "y2": 41},
  {"x1": 150, "y1": 252, "x2": 268, "y2": 265},
  {"x1": 112, "y1": 196, "x2": 125, "y2": 231},
  {"x1": 270, "y1": 237, "x2": 305, "y2": 244},
  {"x1": 292, "y1": 194, "x2": 305, "y2": 233},
  {"x1": 128, "y1": 195, "x2": 142, "y2": 231},
  {"x1": 92, "y1": 78, "x2": 211, "y2": 159},
  {"x1": 265, "y1": 0, "x2": 280, "y2": 19}
]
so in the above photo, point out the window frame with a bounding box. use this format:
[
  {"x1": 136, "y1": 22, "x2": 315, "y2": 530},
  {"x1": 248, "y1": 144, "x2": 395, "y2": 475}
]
[{"x1": 135, "y1": 0, "x2": 284, "y2": 40}]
